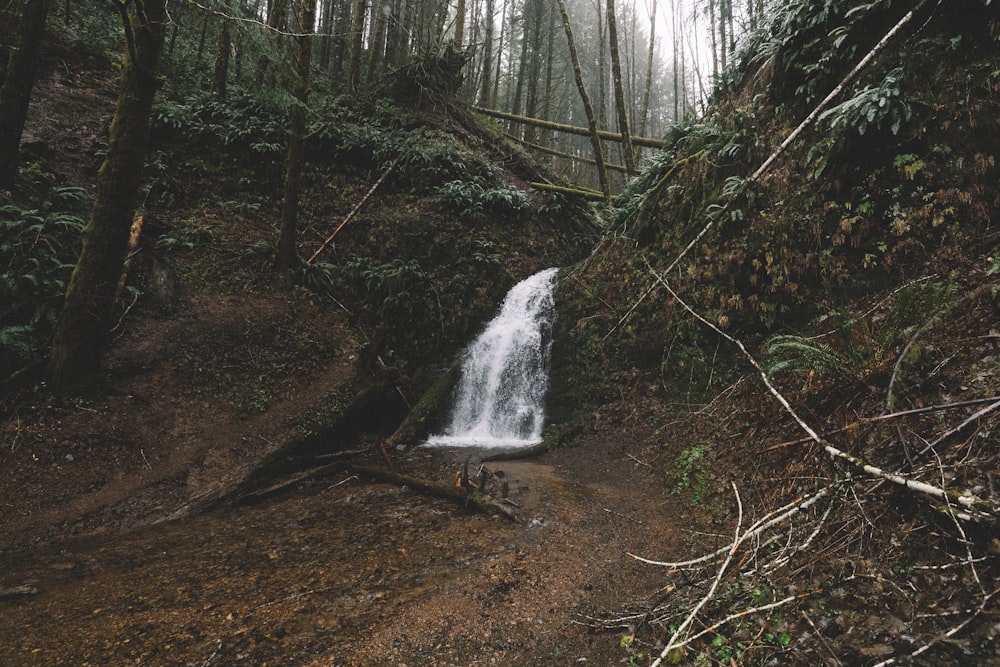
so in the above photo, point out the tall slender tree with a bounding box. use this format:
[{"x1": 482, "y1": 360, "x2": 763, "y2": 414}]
[
  {"x1": 275, "y1": 0, "x2": 316, "y2": 276},
  {"x1": 50, "y1": 0, "x2": 168, "y2": 390},
  {"x1": 346, "y1": 0, "x2": 367, "y2": 91},
  {"x1": 556, "y1": 0, "x2": 610, "y2": 202},
  {"x1": 605, "y1": 0, "x2": 635, "y2": 175},
  {"x1": 211, "y1": 21, "x2": 232, "y2": 99},
  {"x1": 0, "y1": 0, "x2": 50, "y2": 189},
  {"x1": 639, "y1": 0, "x2": 656, "y2": 137}
]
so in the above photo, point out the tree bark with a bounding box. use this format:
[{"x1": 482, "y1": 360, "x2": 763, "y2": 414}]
[
  {"x1": 210, "y1": 20, "x2": 231, "y2": 99},
  {"x1": 453, "y1": 0, "x2": 466, "y2": 47},
  {"x1": 346, "y1": 0, "x2": 367, "y2": 92},
  {"x1": 275, "y1": 0, "x2": 316, "y2": 276},
  {"x1": 0, "y1": 0, "x2": 49, "y2": 189},
  {"x1": 555, "y1": 0, "x2": 610, "y2": 203},
  {"x1": 605, "y1": 0, "x2": 635, "y2": 175},
  {"x1": 49, "y1": 0, "x2": 167, "y2": 391},
  {"x1": 639, "y1": 0, "x2": 656, "y2": 139},
  {"x1": 366, "y1": 0, "x2": 388, "y2": 82},
  {"x1": 478, "y1": 0, "x2": 494, "y2": 105}
]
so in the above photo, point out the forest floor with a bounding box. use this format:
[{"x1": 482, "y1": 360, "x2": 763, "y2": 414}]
[{"x1": 2, "y1": 58, "x2": 999, "y2": 667}]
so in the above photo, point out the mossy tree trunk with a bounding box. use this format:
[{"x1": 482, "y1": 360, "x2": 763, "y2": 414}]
[
  {"x1": 605, "y1": 0, "x2": 635, "y2": 176},
  {"x1": 211, "y1": 20, "x2": 231, "y2": 99},
  {"x1": 274, "y1": 0, "x2": 315, "y2": 276},
  {"x1": 48, "y1": 0, "x2": 166, "y2": 391},
  {"x1": 0, "y1": 0, "x2": 50, "y2": 190}
]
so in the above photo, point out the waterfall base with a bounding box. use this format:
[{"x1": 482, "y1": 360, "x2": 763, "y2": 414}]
[{"x1": 424, "y1": 268, "x2": 558, "y2": 451}]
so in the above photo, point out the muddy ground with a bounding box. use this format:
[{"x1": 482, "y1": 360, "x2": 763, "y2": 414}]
[{"x1": 0, "y1": 290, "x2": 692, "y2": 667}]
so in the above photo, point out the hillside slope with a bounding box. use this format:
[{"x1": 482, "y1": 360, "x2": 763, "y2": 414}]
[{"x1": 544, "y1": 1, "x2": 1000, "y2": 663}]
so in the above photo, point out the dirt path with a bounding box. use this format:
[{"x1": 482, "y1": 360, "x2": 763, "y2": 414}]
[{"x1": 1, "y1": 441, "x2": 684, "y2": 666}]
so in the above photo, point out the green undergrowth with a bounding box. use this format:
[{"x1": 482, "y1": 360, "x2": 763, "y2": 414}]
[{"x1": 0, "y1": 172, "x2": 90, "y2": 381}]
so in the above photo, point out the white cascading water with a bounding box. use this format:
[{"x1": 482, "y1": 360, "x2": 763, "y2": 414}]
[{"x1": 425, "y1": 268, "x2": 559, "y2": 449}]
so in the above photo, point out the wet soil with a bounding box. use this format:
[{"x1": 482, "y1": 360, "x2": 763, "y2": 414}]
[{"x1": 2, "y1": 444, "x2": 684, "y2": 666}]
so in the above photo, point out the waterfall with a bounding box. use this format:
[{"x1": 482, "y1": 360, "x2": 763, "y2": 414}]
[{"x1": 425, "y1": 268, "x2": 559, "y2": 449}]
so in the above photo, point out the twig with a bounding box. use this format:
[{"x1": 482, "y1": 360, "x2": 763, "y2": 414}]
[
  {"x1": 651, "y1": 482, "x2": 744, "y2": 667},
  {"x1": 629, "y1": 487, "x2": 830, "y2": 568},
  {"x1": 902, "y1": 399, "x2": 1000, "y2": 471},
  {"x1": 802, "y1": 610, "x2": 844, "y2": 667},
  {"x1": 764, "y1": 396, "x2": 1000, "y2": 451},
  {"x1": 869, "y1": 589, "x2": 996, "y2": 667}
]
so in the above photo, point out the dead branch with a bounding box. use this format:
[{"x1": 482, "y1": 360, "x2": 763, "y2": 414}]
[
  {"x1": 764, "y1": 396, "x2": 1000, "y2": 452},
  {"x1": 629, "y1": 487, "x2": 831, "y2": 569},
  {"x1": 527, "y1": 181, "x2": 608, "y2": 200},
  {"x1": 650, "y1": 482, "x2": 744, "y2": 667},
  {"x1": 348, "y1": 463, "x2": 522, "y2": 523},
  {"x1": 0, "y1": 584, "x2": 40, "y2": 600},
  {"x1": 904, "y1": 399, "x2": 1000, "y2": 470},
  {"x1": 506, "y1": 134, "x2": 628, "y2": 173},
  {"x1": 646, "y1": 263, "x2": 996, "y2": 522},
  {"x1": 307, "y1": 153, "x2": 403, "y2": 265}
]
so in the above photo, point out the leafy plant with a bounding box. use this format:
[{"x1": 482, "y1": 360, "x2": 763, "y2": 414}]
[
  {"x1": 668, "y1": 444, "x2": 709, "y2": 494},
  {"x1": 341, "y1": 256, "x2": 424, "y2": 313},
  {"x1": 819, "y1": 68, "x2": 914, "y2": 136},
  {"x1": 0, "y1": 187, "x2": 88, "y2": 375},
  {"x1": 436, "y1": 179, "x2": 530, "y2": 220}
]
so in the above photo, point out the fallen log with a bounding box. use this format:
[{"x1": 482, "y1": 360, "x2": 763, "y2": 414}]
[
  {"x1": 474, "y1": 106, "x2": 667, "y2": 149},
  {"x1": 349, "y1": 463, "x2": 522, "y2": 522}
]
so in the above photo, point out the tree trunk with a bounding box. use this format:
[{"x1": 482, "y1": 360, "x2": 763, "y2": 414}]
[
  {"x1": 49, "y1": 0, "x2": 167, "y2": 391},
  {"x1": 478, "y1": 0, "x2": 494, "y2": 104},
  {"x1": 275, "y1": 0, "x2": 315, "y2": 276},
  {"x1": 719, "y1": 0, "x2": 728, "y2": 72},
  {"x1": 366, "y1": 0, "x2": 387, "y2": 82},
  {"x1": 555, "y1": 0, "x2": 610, "y2": 204},
  {"x1": 491, "y1": 0, "x2": 508, "y2": 107},
  {"x1": 522, "y1": 0, "x2": 543, "y2": 143},
  {"x1": 0, "y1": 0, "x2": 49, "y2": 189},
  {"x1": 639, "y1": 0, "x2": 655, "y2": 138},
  {"x1": 384, "y1": 0, "x2": 404, "y2": 68},
  {"x1": 671, "y1": 0, "x2": 678, "y2": 121},
  {"x1": 605, "y1": 0, "x2": 635, "y2": 175},
  {"x1": 453, "y1": 0, "x2": 466, "y2": 47},
  {"x1": 210, "y1": 20, "x2": 231, "y2": 99},
  {"x1": 254, "y1": 0, "x2": 288, "y2": 89},
  {"x1": 346, "y1": 0, "x2": 367, "y2": 92}
]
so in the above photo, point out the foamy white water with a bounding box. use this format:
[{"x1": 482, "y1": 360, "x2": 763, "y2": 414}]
[{"x1": 425, "y1": 268, "x2": 558, "y2": 449}]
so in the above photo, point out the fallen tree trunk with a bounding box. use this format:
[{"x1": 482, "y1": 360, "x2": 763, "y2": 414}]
[
  {"x1": 349, "y1": 463, "x2": 522, "y2": 522},
  {"x1": 474, "y1": 106, "x2": 667, "y2": 149},
  {"x1": 382, "y1": 364, "x2": 461, "y2": 451},
  {"x1": 528, "y1": 181, "x2": 608, "y2": 200},
  {"x1": 507, "y1": 134, "x2": 628, "y2": 173}
]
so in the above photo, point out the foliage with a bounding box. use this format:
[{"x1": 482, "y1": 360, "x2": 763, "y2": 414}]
[
  {"x1": 0, "y1": 188, "x2": 88, "y2": 376},
  {"x1": 340, "y1": 256, "x2": 425, "y2": 315},
  {"x1": 739, "y1": 0, "x2": 894, "y2": 105},
  {"x1": 152, "y1": 91, "x2": 289, "y2": 156},
  {"x1": 667, "y1": 444, "x2": 709, "y2": 497},
  {"x1": 435, "y1": 179, "x2": 530, "y2": 220},
  {"x1": 819, "y1": 68, "x2": 914, "y2": 136},
  {"x1": 616, "y1": 110, "x2": 754, "y2": 232}
]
